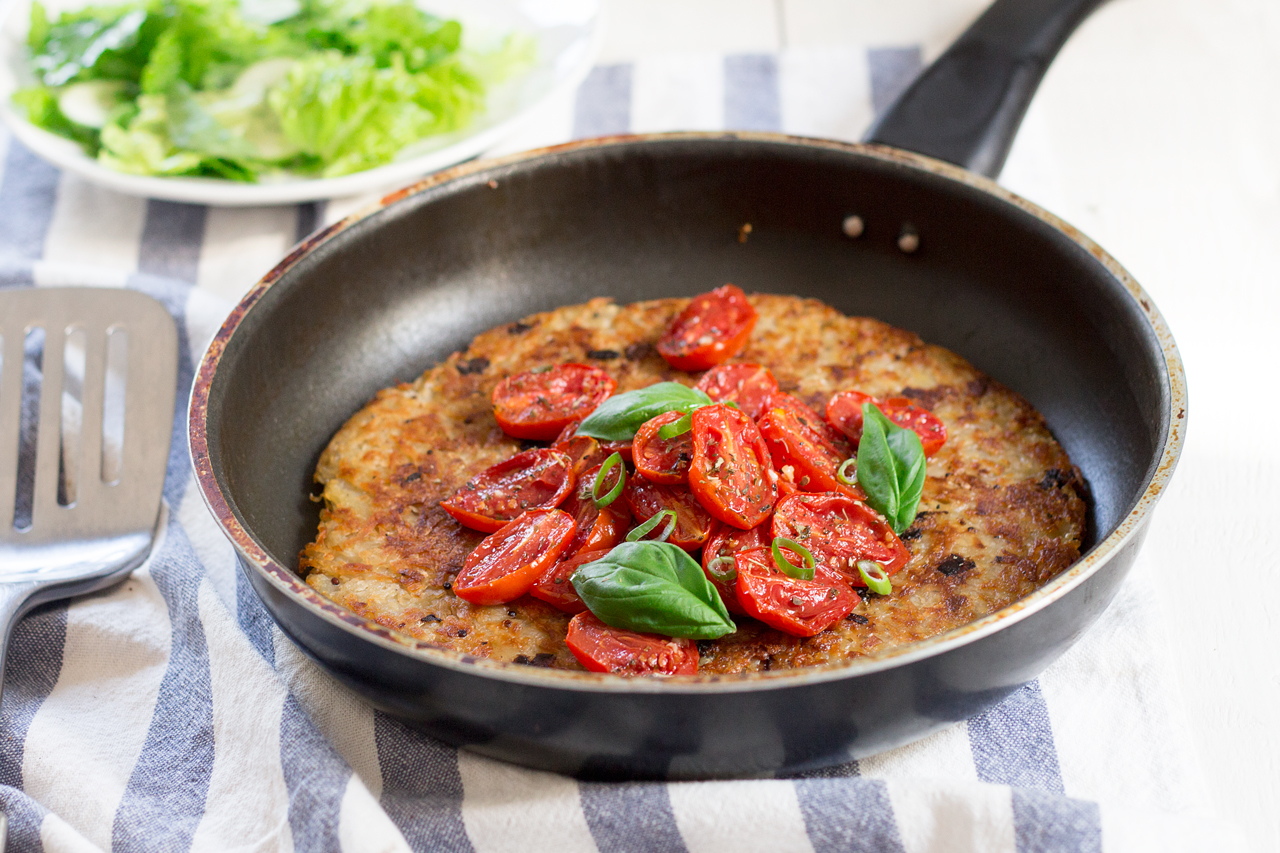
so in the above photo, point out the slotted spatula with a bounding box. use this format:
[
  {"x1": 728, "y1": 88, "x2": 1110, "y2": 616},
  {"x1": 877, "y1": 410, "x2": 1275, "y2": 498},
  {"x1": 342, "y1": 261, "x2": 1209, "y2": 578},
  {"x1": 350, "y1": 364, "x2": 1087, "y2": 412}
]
[{"x1": 0, "y1": 288, "x2": 177, "y2": 820}]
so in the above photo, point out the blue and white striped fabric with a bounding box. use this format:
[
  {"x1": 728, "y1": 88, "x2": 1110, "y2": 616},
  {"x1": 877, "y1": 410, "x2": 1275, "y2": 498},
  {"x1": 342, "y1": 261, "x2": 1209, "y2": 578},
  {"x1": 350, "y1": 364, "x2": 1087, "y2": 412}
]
[{"x1": 0, "y1": 48, "x2": 1246, "y2": 853}]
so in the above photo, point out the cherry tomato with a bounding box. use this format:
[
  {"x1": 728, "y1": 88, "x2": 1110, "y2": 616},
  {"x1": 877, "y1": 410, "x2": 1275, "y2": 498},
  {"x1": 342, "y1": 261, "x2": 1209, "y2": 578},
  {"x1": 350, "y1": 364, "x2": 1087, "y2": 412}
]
[
  {"x1": 632, "y1": 411, "x2": 694, "y2": 484},
  {"x1": 701, "y1": 520, "x2": 770, "y2": 615},
  {"x1": 623, "y1": 475, "x2": 715, "y2": 551},
  {"x1": 694, "y1": 363, "x2": 779, "y2": 419},
  {"x1": 565, "y1": 612, "x2": 699, "y2": 675},
  {"x1": 453, "y1": 509, "x2": 576, "y2": 605},
  {"x1": 764, "y1": 392, "x2": 853, "y2": 455},
  {"x1": 560, "y1": 463, "x2": 632, "y2": 556},
  {"x1": 771, "y1": 493, "x2": 909, "y2": 585},
  {"x1": 552, "y1": 433, "x2": 609, "y2": 478},
  {"x1": 770, "y1": 460, "x2": 864, "y2": 501},
  {"x1": 757, "y1": 406, "x2": 857, "y2": 498},
  {"x1": 530, "y1": 548, "x2": 611, "y2": 614},
  {"x1": 440, "y1": 449, "x2": 575, "y2": 533},
  {"x1": 826, "y1": 390, "x2": 947, "y2": 456},
  {"x1": 493, "y1": 364, "x2": 617, "y2": 441},
  {"x1": 734, "y1": 548, "x2": 859, "y2": 637},
  {"x1": 556, "y1": 419, "x2": 633, "y2": 464},
  {"x1": 688, "y1": 403, "x2": 776, "y2": 530},
  {"x1": 604, "y1": 440, "x2": 633, "y2": 464},
  {"x1": 775, "y1": 470, "x2": 799, "y2": 500},
  {"x1": 656, "y1": 285, "x2": 757, "y2": 371}
]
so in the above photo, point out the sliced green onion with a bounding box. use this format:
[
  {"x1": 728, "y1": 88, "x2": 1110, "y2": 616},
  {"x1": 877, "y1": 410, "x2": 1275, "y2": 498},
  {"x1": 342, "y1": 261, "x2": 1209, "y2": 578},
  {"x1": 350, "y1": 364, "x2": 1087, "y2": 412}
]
[
  {"x1": 591, "y1": 452, "x2": 626, "y2": 508},
  {"x1": 530, "y1": 365, "x2": 553, "y2": 373},
  {"x1": 772, "y1": 536, "x2": 815, "y2": 580},
  {"x1": 627, "y1": 509, "x2": 677, "y2": 543},
  {"x1": 837, "y1": 457, "x2": 857, "y2": 486},
  {"x1": 857, "y1": 560, "x2": 892, "y2": 595},
  {"x1": 706, "y1": 554, "x2": 737, "y2": 583},
  {"x1": 657, "y1": 411, "x2": 694, "y2": 441}
]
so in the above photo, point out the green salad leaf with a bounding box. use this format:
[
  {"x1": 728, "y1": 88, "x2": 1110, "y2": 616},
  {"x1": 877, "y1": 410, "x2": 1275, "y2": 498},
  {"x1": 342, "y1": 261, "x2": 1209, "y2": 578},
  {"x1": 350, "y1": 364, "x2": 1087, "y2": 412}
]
[
  {"x1": 12, "y1": 0, "x2": 532, "y2": 181},
  {"x1": 166, "y1": 81, "x2": 258, "y2": 160},
  {"x1": 10, "y1": 86, "x2": 101, "y2": 152},
  {"x1": 29, "y1": 3, "x2": 152, "y2": 87},
  {"x1": 268, "y1": 50, "x2": 474, "y2": 177}
]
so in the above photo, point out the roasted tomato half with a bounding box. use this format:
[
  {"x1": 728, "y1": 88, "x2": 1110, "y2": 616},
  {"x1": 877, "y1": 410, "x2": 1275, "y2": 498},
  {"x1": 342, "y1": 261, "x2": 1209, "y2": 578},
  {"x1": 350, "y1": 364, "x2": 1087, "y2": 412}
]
[
  {"x1": 452, "y1": 508, "x2": 576, "y2": 605},
  {"x1": 701, "y1": 520, "x2": 770, "y2": 615},
  {"x1": 556, "y1": 419, "x2": 632, "y2": 464},
  {"x1": 757, "y1": 405, "x2": 858, "y2": 498},
  {"x1": 734, "y1": 547, "x2": 859, "y2": 637},
  {"x1": 694, "y1": 363, "x2": 779, "y2": 419},
  {"x1": 764, "y1": 391, "x2": 853, "y2": 455},
  {"x1": 560, "y1": 463, "x2": 632, "y2": 556},
  {"x1": 552, "y1": 433, "x2": 609, "y2": 478},
  {"x1": 440, "y1": 448, "x2": 575, "y2": 533},
  {"x1": 623, "y1": 475, "x2": 715, "y2": 551},
  {"x1": 826, "y1": 390, "x2": 947, "y2": 456},
  {"x1": 656, "y1": 285, "x2": 757, "y2": 371},
  {"x1": 565, "y1": 612, "x2": 699, "y2": 675},
  {"x1": 632, "y1": 411, "x2": 694, "y2": 484},
  {"x1": 688, "y1": 403, "x2": 776, "y2": 530},
  {"x1": 530, "y1": 548, "x2": 612, "y2": 614},
  {"x1": 771, "y1": 492, "x2": 910, "y2": 584},
  {"x1": 493, "y1": 363, "x2": 617, "y2": 440}
]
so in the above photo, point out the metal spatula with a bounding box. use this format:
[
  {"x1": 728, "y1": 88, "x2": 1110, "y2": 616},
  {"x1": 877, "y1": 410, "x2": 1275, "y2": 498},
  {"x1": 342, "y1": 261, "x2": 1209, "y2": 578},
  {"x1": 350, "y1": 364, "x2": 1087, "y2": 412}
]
[{"x1": 0, "y1": 286, "x2": 176, "y2": 713}]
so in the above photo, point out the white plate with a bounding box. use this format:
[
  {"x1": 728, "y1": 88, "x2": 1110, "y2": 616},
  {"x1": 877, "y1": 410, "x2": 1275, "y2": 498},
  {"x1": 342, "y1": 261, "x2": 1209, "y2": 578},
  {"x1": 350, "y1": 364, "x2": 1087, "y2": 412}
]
[{"x1": 0, "y1": 0, "x2": 602, "y2": 205}]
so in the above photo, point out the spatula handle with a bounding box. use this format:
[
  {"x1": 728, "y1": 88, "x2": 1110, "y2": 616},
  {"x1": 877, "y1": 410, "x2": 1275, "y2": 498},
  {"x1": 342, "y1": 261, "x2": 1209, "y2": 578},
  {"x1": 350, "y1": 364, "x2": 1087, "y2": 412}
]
[{"x1": 863, "y1": 0, "x2": 1108, "y2": 178}]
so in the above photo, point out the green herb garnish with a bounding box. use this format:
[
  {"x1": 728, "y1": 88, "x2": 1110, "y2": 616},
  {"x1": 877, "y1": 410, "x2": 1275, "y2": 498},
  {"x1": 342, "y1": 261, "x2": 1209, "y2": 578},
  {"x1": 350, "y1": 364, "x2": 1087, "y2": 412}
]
[
  {"x1": 575, "y1": 382, "x2": 712, "y2": 442},
  {"x1": 570, "y1": 541, "x2": 736, "y2": 639},
  {"x1": 706, "y1": 554, "x2": 736, "y2": 582},
  {"x1": 656, "y1": 410, "x2": 694, "y2": 441},
  {"x1": 855, "y1": 403, "x2": 926, "y2": 534},
  {"x1": 591, "y1": 452, "x2": 626, "y2": 508},
  {"x1": 857, "y1": 560, "x2": 892, "y2": 595},
  {"x1": 625, "y1": 509, "x2": 676, "y2": 543},
  {"x1": 771, "y1": 536, "x2": 815, "y2": 580}
]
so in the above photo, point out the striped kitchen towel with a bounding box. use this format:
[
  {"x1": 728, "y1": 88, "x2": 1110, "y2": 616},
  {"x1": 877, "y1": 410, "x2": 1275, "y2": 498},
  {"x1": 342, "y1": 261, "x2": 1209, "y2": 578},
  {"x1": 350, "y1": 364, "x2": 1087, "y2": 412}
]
[{"x1": 0, "y1": 47, "x2": 1246, "y2": 853}]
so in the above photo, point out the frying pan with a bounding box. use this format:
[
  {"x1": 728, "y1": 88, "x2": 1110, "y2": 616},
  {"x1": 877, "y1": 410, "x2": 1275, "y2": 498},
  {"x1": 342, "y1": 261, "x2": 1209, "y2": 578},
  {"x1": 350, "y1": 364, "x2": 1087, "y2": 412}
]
[{"x1": 189, "y1": 0, "x2": 1185, "y2": 779}]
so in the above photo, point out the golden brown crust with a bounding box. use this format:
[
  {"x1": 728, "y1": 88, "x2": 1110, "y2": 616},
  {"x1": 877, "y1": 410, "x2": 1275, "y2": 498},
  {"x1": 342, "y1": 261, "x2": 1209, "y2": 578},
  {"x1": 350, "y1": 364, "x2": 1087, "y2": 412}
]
[{"x1": 299, "y1": 294, "x2": 1086, "y2": 673}]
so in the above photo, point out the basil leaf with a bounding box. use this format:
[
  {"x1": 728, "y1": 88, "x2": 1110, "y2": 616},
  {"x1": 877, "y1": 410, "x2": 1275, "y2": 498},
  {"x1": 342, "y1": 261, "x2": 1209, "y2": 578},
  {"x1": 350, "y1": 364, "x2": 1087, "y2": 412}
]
[
  {"x1": 855, "y1": 403, "x2": 926, "y2": 534},
  {"x1": 575, "y1": 382, "x2": 711, "y2": 442},
  {"x1": 656, "y1": 410, "x2": 693, "y2": 440},
  {"x1": 571, "y1": 541, "x2": 736, "y2": 639}
]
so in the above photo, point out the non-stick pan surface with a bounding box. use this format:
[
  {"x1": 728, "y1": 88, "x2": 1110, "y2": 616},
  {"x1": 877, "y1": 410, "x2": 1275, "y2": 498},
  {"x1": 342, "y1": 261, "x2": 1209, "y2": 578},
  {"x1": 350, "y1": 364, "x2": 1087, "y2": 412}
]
[{"x1": 189, "y1": 0, "x2": 1185, "y2": 779}]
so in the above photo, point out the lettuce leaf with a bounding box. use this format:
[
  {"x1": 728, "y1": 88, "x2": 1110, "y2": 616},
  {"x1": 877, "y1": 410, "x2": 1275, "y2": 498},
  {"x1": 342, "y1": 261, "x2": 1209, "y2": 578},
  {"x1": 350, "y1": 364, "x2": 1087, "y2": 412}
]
[
  {"x1": 165, "y1": 81, "x2": 257, "y2": 159},
  {"x1": 11, "y1": 85, "x2": 101, "y2": 153},
  {"x1": 29, "y1": 3, "x2": 153, "y2": 86},
  {"x1": 97, "y1": 94, "x2": 202, "y2": 175},
  {"x1": 268, "y1": 51, "x2": 451, "y2": 176},
  {"x1": 15, "y1": 0, "x2": 524, "y2": 181}
]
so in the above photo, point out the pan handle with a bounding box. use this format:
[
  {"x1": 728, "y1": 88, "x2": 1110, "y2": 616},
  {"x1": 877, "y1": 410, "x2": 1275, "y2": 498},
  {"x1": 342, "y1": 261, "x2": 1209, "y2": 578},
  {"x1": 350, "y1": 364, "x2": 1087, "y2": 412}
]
[{"x1": 862, "y1": 0, "x2": 1107, "y2": 178}]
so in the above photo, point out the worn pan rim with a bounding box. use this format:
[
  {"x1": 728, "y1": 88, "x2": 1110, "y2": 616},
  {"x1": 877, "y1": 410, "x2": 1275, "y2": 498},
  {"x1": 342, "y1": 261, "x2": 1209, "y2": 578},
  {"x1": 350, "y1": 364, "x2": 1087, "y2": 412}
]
[{"x1": 188, "y1": 130, "x2": 1187, "y2": 695}]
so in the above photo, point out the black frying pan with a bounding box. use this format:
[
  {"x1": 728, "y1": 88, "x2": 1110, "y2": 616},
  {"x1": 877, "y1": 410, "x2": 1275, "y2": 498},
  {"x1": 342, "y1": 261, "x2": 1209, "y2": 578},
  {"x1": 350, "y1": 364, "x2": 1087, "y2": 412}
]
[{"x1": 189, "y1": 0, "x2": 1185, "y2": 779}]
